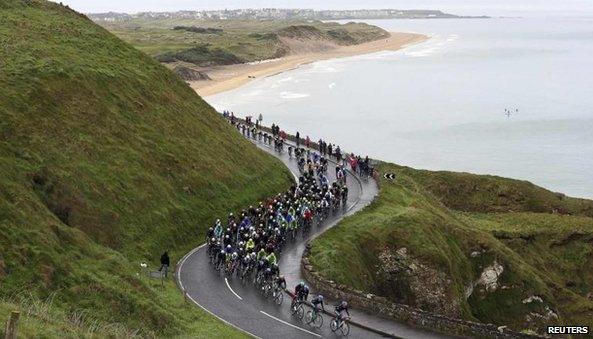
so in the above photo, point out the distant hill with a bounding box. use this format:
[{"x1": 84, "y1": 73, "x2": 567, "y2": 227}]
[
  {"x1": 97, "y1": 18, "x2": 390, "y2": 68},
  {"x1": 0, "y1": 0, "x2": 290, "y2": 336}
]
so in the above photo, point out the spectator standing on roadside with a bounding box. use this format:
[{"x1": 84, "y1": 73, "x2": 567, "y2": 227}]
[{"x1": 159, "y1": 251, "x2": 170, "y2": 277}]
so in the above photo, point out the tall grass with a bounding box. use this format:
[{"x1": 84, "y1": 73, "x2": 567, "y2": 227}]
[{"x1": 1, "y1": 293, "x2": 151, "y2": 338}]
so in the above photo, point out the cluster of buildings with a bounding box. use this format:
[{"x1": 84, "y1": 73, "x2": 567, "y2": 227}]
[{"x1": 89, "y1": 8, "x2": 475, "y2": 22}]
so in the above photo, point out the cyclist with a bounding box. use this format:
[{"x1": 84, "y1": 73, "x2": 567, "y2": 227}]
[
  {"x1": 334, "y1": 301, "x2": 350, "y2": 323},
  {"x1": 245, "y1": 237, "x2": 255, "y2": 252},
  {"x1": 256, "y1": 248, "x2": 267, "y2": 261},
  {"x1": 275, "y1": 275, "x2": 287, "y2": 290},
  {"x1": 266, "y1": 251, "x2": 277, "y2": 266},
  {"x1": 302, "y1": 207, "x2": 313, "y2": 229},
  {"x1": 311, "y1": 294, "x2": 325, "y2": 317},
  {"x1": 213, "y1": 219, "x2": 223, "y2": 239},
  {"x1": 216, "y1": 250, "x2": 226, "y2": 269},
  {"x1": 294, "y1": 282, "x2": 309, "y2": 302}
]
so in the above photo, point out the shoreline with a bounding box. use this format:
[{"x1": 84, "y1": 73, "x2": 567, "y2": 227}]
[{"x1": 188, "y1": 32, "x2": 428, "y2": 97}]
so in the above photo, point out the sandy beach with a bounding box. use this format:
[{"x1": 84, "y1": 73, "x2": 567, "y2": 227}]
[{"x1": 189, "y1": 32, "x2": 428, "y2": 97}]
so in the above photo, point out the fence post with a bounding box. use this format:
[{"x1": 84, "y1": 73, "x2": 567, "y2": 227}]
[{"x1": 5, "y1": 311, "x2": 20, "y2": 339}]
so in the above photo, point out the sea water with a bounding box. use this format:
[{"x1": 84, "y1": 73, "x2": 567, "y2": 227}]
[{"x1": 207, "y1": 15, "x2": 593, "y2": 198}]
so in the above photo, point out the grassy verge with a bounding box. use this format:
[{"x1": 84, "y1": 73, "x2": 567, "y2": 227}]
[
  {"x1": 1, "y1": 1, "x2": 291, "y2": 337},
  {"x1": 309, "y1": 162, "x2": 593, "y2": 334}
]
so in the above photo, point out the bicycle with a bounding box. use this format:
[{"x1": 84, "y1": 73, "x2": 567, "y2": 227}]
[
  {"x1": 290, "y1": 298, "x2": 305, "y2": 320},
  {"x1": 261, "y1": 280, "x2": 273, "y2": 298},
  {"x1": 330, "y1": 315, "x2": 350, "y2": 336},
  {"x1": 305, "y1": 307, "x2": 323, "y2": 328},
  {"x1": 272, "y1": 286, "x2": 284, "y2": 305}
]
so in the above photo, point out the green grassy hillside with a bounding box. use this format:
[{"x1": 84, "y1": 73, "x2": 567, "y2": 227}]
[
  {"x1": 0, "y1": 0, "x2": 291, "y2": 336},
  {"x1": 310, "y1": 163, "x2": 593, "y2": 335}
]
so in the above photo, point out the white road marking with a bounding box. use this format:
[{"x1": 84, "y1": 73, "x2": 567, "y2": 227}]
[
  {"x1": 185, "y1": 291, "x2": 262, "y2": 339},
  {"x1": 225, "y1": 277, "x2": 243, "y2": 300},
  {"x1": 176, "y1": 246, "x2": 260, "y2": 338},
  {"x1": 259, "y1": 311, "x2": 322, "y2": 338}
]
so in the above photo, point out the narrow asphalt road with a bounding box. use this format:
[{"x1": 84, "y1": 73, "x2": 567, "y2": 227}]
[{"x1": 177, "y1": 133, "x2": 450, "y2": 339}]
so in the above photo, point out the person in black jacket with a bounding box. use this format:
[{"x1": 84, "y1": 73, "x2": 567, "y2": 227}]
[{"x1": 160, "y1": 251, "x2": 170, "y2": 277}]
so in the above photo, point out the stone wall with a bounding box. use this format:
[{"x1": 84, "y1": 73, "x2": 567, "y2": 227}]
[{"x1": 302, "y1": 245, "x2": 546, "y2": 339}]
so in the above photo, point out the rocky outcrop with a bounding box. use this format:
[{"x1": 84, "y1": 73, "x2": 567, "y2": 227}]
[
  {"x1": 466, "y1": 259, "x2": 504, "y2": 299},
  {"x1": 173, "y1": 66, "x2": 211, "y2": 81},
  {"x1": 302, "y1": 244, "x2": 546, "y2": 339},
  {"x1": 375, "y1": 247, "x2": 462, "y2": 317}
]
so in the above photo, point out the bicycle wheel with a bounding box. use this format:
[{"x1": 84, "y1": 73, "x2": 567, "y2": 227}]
[
  {"x1": 274, "y1": 290, "x2": 283, "y2": 305},
  {"x1": 330, "y1": 319, "x2": 338, "y2": 332},
  {"x1": 290, "y1": 302, "x2": 298, "y2": 315},
  {"x1": 340, "y1": 322, "x2": 350, "y2": 336},
  {"x1": 313, "y1": 313, "x2": 323, "y2": 329},
  {"x1": 305, "y1": 311, "x2": 314, "y2": 325},
  {"x1": 264, "y1": 284, "x2": 273, "y2": 298},
  {"x1": 296, "y1": 304, "x2": 304, "y2": 320}
]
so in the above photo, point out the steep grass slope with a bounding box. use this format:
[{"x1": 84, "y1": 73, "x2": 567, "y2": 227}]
[
  {"x1": 310, "y1": 163, "x2": 593, "y2": 335},
  {"x1": 0, "y1": 0, "x2": 291, "y2": 336}
]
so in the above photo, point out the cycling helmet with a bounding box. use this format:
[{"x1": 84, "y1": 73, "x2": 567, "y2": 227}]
[
  {"x1": 216, "y1": 219, "x2": 220, "y2": 223},
  {"x1": 226, "y1": 245, "x2": 231, "y2": 250},
  {"x1": 209, "y1": 227, "x2": 213, "y2": 231},
  {"x1": 341, "y1": 301, "x2": 348, "y2": 308},
  {"x1": 229, "y1": 213, "x2": 233, "y2": 217},
  {"x1": 239, "y1": 241, "x2": 244, "y2": 246},
  {"x1": 266, "y1": 268, "x2": 272, "y2": 273},
  {"x1": 220, "y1": 250, "x2": 225, "y2": 254},
  {"x1": 210, "y1": 238, "x2": 216, "y2": 243},
  {"x1": 317, "y1": 295, "x2": 324, "y2": 301},
  {"x1": 225, "y1": 235, "x2": 230, "y2": 240},
  {"x1": 299, "y1": 281, "x2": 305, "y2": 287},
  {"x1": 232, "y1": 252, "x2": 238, "y2": 259}
]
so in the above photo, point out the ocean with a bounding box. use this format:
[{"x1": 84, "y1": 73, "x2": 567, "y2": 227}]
[{"x1": 206, "y1": 15, "x2": 593, "y2": 198}]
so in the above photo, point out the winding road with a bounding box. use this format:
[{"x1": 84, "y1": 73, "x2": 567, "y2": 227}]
[{"x1": 176, "y1": 133, "x2": 449, "y2": 339}]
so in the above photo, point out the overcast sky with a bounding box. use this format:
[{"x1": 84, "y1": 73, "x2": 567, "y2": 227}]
[{"x1": 51, "y1": 0, "x2": 593, "y2": 16}]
